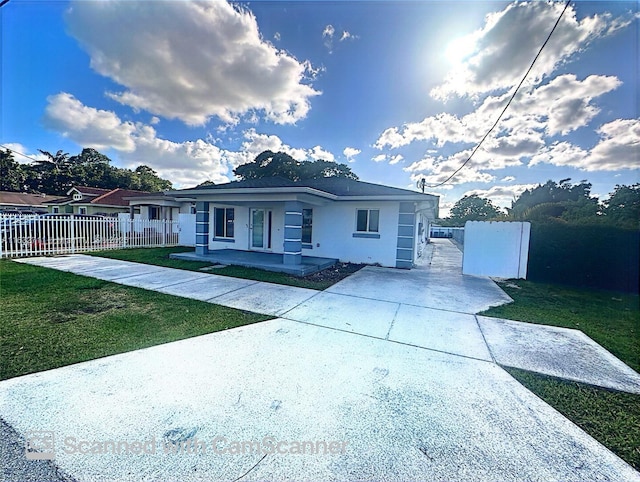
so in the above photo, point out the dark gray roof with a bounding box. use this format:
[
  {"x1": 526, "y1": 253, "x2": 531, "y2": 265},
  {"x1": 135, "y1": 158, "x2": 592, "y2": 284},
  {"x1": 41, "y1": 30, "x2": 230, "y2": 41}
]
[{"x1": 180, "y1": 176, "x2": 430, "y2": 198}]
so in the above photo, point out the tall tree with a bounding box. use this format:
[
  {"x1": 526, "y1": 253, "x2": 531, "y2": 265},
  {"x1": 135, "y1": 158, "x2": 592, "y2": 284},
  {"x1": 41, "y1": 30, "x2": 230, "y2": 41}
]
[
  {"x1": 603, "y1": 184, "x2": 640, "y2": 228},
  {"x1": 132, "y1": 165, "x2": 172, "y2": 192},
  {"x1": 509, "y1": 179, "x2": 598, "y2": 221},
  {"x1": 234, "y1": 150, "x2": 359, "y2": 181},
  {"x1": 0, "y1": 149, "x2": 27, "y2": 191},
  {"x1": 30, "y1": 150, "x2": 72, "y2": 195},
  {"x1": 448, "y1": 194, "x2": 503, "y2": 223}
]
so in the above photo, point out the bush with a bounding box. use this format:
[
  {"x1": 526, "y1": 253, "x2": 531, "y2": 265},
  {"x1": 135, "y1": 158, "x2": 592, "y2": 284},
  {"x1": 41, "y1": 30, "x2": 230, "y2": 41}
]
[{"x1": 528, "y1": 221, "x2": 639, "y2": 293}]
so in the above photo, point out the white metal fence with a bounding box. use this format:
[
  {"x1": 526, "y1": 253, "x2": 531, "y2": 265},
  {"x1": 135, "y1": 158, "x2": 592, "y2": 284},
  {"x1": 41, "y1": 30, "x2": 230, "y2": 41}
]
[{"x1": 0, "y1": 214, "x2": 181, "y2": 258}]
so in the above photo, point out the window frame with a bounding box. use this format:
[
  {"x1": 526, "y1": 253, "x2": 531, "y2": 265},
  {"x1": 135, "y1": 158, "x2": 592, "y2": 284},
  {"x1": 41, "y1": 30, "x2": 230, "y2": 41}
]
[
  {"x1": 355, "y1": 209, "x2": 380, "y2": 233},
  {"x1": 214, "y1": 207, "x2": 235, "y2": 239}
]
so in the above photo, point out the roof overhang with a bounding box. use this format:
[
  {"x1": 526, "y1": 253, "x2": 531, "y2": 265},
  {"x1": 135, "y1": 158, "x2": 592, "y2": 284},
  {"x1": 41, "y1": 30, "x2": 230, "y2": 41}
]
[{"x1": 169, "y1": 187, "x2": 439, "y2": 206}]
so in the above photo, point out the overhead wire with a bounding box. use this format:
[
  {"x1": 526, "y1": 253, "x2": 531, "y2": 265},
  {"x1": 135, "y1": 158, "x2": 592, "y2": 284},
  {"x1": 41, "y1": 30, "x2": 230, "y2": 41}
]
[{"x1": 425, "y1": 0, "x2": 572, "y2": 188}]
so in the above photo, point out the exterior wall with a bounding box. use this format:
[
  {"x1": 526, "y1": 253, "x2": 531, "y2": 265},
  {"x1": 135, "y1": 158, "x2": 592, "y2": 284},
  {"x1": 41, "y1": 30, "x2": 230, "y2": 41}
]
[
  {"x1": 200, "y1": 200, "x2": 422, "y2": 267},
  {"x1": 302, "y1": 201, "x2": 400, "y2": 267},
  {"x1": 462, "y1": 221, "x2": 530, "y2": 279}
]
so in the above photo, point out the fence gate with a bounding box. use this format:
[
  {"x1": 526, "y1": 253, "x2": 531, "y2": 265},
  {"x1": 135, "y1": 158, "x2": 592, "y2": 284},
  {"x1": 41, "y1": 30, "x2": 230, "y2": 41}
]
[{"x1": 178, "y1": 213, "x2": 196, "y2": 246}]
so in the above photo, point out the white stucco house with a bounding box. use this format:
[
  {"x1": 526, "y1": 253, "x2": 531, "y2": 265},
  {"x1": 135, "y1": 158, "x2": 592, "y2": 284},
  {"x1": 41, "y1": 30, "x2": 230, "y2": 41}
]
[{"x1": 166, "y1": 177, "x2": 438, "y2": 271}]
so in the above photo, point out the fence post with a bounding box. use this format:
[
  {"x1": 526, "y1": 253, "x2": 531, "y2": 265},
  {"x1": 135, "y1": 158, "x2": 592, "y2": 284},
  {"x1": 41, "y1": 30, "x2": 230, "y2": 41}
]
[{"x1": 70, "y1": 214, "x2": 76, "y2": 254}]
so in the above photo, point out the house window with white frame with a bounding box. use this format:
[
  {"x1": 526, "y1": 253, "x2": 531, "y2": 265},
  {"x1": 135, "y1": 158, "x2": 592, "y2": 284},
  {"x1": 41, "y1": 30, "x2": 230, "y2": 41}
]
[
  {"x1": 214, "y1": 207, "x2": 234, "y2": 238},
  {"x1": 356, "y1": 209, "x2": 379, "y2": 233},
  {"x1": 78, "y1": 207, "x2": 87, "y2": 215}
]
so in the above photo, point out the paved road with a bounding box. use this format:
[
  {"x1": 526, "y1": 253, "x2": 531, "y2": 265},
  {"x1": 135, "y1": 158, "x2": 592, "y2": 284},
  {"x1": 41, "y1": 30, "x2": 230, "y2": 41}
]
[{"x1": 2, "y1": 239, "x2": 639, "y2": 481}]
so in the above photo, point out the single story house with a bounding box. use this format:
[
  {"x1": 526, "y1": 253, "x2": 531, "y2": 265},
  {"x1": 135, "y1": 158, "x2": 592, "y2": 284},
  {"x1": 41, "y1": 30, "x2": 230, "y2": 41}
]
[
  {"x1": 45, "y1": 186, "x2": 152, "y2": 216},
  {"x1": 168, "y1": 177, "x2": 439, "y2": 269},
  {"x1": 125, "y1": 193, "x2": 196, "y2": 220},
  {"x1": 0, "y1": 191, "x2": 66, "y2": 214}
]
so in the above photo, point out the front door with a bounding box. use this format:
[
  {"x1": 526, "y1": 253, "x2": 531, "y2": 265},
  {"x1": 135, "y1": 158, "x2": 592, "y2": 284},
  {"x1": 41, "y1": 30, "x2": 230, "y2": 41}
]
[{"x1": 250, "y1": 209, "x2": 271, "y2": 250}]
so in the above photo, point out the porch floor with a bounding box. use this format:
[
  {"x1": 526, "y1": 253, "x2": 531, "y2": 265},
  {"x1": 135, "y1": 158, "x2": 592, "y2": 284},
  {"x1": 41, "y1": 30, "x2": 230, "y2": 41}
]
[{"x1": 170, "y1": 249, "x2": 338, "y2": 276}]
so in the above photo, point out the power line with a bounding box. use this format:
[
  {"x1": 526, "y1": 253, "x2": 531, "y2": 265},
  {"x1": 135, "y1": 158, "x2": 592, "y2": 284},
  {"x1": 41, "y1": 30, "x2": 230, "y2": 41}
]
[
  {"x1": 0, "y1": 144, "x2": 43, "y2": 163},
  {"x1": 426, "y1": 0, "x2": 572, "y2": 189}
]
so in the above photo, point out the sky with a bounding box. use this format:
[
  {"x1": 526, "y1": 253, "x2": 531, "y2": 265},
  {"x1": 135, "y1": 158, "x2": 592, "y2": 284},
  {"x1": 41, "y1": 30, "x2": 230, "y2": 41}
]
[{"x1": 1, "y1": 0, "x2": 638, "y2": 216}]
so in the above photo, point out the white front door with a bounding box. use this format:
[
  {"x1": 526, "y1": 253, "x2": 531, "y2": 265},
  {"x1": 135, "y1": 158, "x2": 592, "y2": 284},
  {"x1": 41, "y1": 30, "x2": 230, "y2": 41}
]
[{"x1": 250, "y1": 209, "x2": 271, "y2": 250}]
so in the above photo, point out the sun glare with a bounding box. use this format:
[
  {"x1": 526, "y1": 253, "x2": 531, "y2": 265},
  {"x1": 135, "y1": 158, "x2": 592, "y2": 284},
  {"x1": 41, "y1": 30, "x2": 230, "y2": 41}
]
[{"x1": 445, "y1": 36, "x2": 475, "y2": 65}]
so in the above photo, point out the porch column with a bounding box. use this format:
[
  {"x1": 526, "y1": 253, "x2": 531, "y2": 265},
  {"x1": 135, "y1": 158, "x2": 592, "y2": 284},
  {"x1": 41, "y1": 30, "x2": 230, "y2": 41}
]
[
  {"x1": 283, "y1": 201, "x2": 303, "y2": 265},
  {"x1": 195, "y1": 201, "x2": 210, "y2": 256}
]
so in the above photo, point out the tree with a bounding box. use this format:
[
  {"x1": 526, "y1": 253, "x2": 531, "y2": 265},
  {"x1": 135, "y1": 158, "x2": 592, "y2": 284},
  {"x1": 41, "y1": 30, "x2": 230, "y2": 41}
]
[
  {"x1": 132, "y1": 165, "x2": 172, "y2": 192},
  {"x1": 0, "y1": 149, "x2": 27, "y2": 191},
  {"x1": 233, "y1": 150, "x2": 358, "y2": 181},
  {"x1": 603, "y1": 184, "x2": 640, "y2": 228},
  {"x1": 448, "y1": 194, "x2": 503, "y2": 223},
  {"x1": 509, "y1": 179, "x2": 598, "y2": 221},
  {"x1": 29, "y1": 150, "x2": 72, "y2": 195},
  {"x1": 68, "y1": 148, "x2": 114, "y2": 189},
  {"x1": 196, "y1": 180, "x2": 217, "y2": 188}
]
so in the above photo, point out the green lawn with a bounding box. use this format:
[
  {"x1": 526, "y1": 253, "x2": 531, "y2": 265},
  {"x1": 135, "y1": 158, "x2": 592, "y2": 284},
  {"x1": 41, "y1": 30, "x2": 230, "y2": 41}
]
[
  {"x1": 0, "y1": 260, "x2": 270, "y2": 380},
  {"x1": 482, "y1": 280, "x2": 640, "y2": 470},
  {"x1": 89, "y1": 247, "x2": 360, "y2": 290},
  {"x1": 506, "y1": 367, "x2": 640, "y2": 471}
]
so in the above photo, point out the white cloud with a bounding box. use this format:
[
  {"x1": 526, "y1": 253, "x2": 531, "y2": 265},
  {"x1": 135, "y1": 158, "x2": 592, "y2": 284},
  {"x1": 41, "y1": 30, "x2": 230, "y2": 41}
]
[
  {"x1": 462, "y1": 184, "x2": 539, "y2": 209},
  {"x1": 65, "y1": 0, "x2": 320, "y2": 126},
  {"x1": 371, "y1": 154, "x2": 387, "y2": 163},
  {"x1": 431, "y1": 2, "x2": 630, "y2": 100},
  {"x1": 389, "y1": 154, "x2": 404, "y2": 165},
  {"x1": 375, "y1": 74, "x2": 620, "y2": 151},
  {"x1": 340, "y1": 30, "x2": 358, "y2": 42},
  {"x1": 274, "y1": 32, "x2": 281, "y2": 41},
  {"x1": 323, "y1": 24, "x2": 335, "y2": 53},
  {"x1": 43, "y1": 93, "x2": 137, "y2": 152},
  {"x1": 42, "y1": 94, "x2": 342, "y2": 187},
  {"x1": 501, "y1": 176, "x2": 516, "y2": 182},
  {"x1": 343, "y1": 147, "x2": 361, "y2": 163},
  {"x1": 405, "y1": 150, "x2": 496, "y2": 187},
  {"x1": 531, "y1": 119, "x2": 640, "y2": 171},
  {"x1": 309, "y1": 145, "x2": 335, "y2": 163},
  {"x1": 2, "y1": 143, "x2": 48, "y2": 164},
  {"x1": 149, "y1": 116, "x2": 160, "y2": 125}
]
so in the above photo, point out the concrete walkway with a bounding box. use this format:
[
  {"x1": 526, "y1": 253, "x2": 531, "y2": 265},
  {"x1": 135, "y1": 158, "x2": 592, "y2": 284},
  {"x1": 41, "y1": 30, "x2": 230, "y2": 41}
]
[{"x1": 2, "y1": 240, "x2": 640, "y2": 481}]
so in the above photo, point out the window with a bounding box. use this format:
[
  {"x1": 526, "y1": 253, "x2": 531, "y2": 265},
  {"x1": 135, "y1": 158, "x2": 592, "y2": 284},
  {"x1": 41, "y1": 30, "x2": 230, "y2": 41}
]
[
  {"x1": 149, "y1": 206, "x2": 161, "y2": 220},
  {"x1": 73, "y1": 193, "x2": 82, "y2": 201},
  {"x1": 78, "y1": 207, "x2": 87, "y2": 215},
  {"x1": 215, "y1": 208, "x2": 234, "y2": 238},
  {"x1": 356, "y1": 209, "x2": 379, "y2": 233},
  {"x1": 52, "y1": 207, "x2": 59, "y2": 214},
  {"x1": 302, "y1": 209, "x2": 313, "y2": 244}
]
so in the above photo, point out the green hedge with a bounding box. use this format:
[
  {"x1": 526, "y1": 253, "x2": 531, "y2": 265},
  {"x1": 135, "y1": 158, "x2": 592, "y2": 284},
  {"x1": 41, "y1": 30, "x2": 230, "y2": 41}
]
[{"x1": 528, "y1": 222, "x2": 639, "y2": 293}]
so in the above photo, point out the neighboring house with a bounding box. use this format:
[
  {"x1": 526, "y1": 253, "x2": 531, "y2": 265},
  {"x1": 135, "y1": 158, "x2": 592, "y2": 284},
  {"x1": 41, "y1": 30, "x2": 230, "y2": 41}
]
[
  {"x1": 0, "y1": 191, "x2": 66, "y2": 214},
  {"x1": 125, "y1": 192, "x2": 196, "y2": 220},
  {"x1": 169, "y1": 177, "x2": 439, "y2": 269},
  {"x1": 45, "y1": 186, "x2": 151, "y2": 216}
]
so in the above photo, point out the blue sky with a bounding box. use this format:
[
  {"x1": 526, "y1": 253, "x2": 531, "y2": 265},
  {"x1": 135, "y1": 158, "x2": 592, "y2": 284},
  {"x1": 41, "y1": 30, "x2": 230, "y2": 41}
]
[{"x1": 1, "y1": 0, "x2": 638, "y2": 215}]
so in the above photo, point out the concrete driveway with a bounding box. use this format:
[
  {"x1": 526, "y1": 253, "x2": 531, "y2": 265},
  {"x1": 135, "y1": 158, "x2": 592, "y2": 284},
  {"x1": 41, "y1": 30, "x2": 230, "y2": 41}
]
[{"x1": 2, "y1": 240, "x2": 640, "y2": 481}]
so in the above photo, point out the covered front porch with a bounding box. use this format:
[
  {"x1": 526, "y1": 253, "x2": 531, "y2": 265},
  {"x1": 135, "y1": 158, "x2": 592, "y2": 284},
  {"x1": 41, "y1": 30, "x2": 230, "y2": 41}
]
[{"x1": 170, "y1": 249, "x2": 338, "y2": 276}]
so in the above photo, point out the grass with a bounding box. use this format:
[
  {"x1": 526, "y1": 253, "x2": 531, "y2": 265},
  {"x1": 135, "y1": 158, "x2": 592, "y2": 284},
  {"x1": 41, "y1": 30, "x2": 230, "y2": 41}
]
[
  {"x1": 482, "y1": 279, "x2": 639, "y2": 372},
  {"x1": 506, "y1": 367, "x2": 640, "y2": 471},
  {"x1": 89, "y1": 246, "x2": 359, "y2": 290},
  {"x1": 0, "y1": 260, "x2": 270, "y2": 380},
  {"x1": 482, "y1": 280, "x2": 640, "y2": 470}
]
